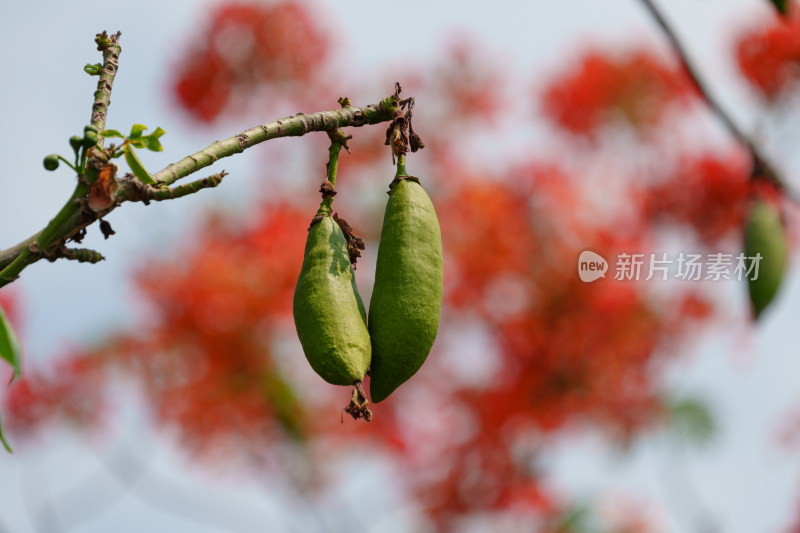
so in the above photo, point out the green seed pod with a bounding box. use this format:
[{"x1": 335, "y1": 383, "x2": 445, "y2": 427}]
[
  {"x1": 84, "y1": 124, "x2": 99, "y2": 134},
  {"x1": 293, "y1": 215, "x2": 371, "y2": 386},
  {"x1": 43, "y1": 154, "x2": 60, "y2": 171},
  {"x1": 69, "y1": 135, "x2": 84, "y2": 154},
  {"x1": 744, "y1": 199, "x2": 787, "y2": 319},
  {"x1": 368, "y1": 177, "x2": 443, "y2": 403},
  {"x1": 83, "y1": 131, "x2": 99, "y2": 148}
]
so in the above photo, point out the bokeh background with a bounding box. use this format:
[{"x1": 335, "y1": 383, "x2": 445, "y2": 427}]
[{"x1": 1, "y1": 1, "x2": 800, "y2": 532}]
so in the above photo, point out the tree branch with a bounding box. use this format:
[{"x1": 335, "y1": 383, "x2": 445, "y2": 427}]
[
  {"x1": 0, "y1": 32, "x2": 121, "y2": 286},
  {"x1": 152, "y1": 101, "x2": 394, "y2": 187},
  {"x1": 0, "y1": 30, "x2": 402, "y2": 288},
  {"x1": 638, "y1": 0, "x2": 798, "y2": 201}
]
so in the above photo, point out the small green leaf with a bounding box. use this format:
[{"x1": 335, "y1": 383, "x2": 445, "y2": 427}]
[
  {"x1": 0, "y1": 412, "x2": 12, "y2": 453},
  {"x1": 84, "y1": 63, "x2": 102, "y2": 76},
  {"x1": 100, "y1": 129, "x2": 124, "y2": 139},
  {"x1": 768, "y1": 0, "x2": 789, "y2": 14},
  {"x1": 123, "y1": 145, "x2": 156, "y2": 185},
  {"x1": 142, "y1": 127, "x2": 166, "y2": 152},
  {"x1": 0, "y1": 304, "x2": 22, "y2": 383},
  {"x1": 143, "y1": 137, "x2": 163, "y2": 152},
  {"x1": 147, "y1": 127, "x2": 166, "y2": 140},
  {"x1": 128, "y1": 124, "x2": 148, "y2": 140},
  {"x1": 129, "y1": 139, "x2": 146, "y2": 149}
]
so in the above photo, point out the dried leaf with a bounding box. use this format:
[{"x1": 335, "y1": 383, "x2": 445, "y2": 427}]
[{"x1": 88, "y1": 163, "x2": 119, "y2": 212}]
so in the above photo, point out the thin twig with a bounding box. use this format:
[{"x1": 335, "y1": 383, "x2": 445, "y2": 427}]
[
  {"x1": 140, "y1": 171, "x2": 228, "y2": 202},
  {"x1": 638, "y1": 0, "x2": 799, "y2": 203},
  {"x1": 60, "y1": 247, "x2": 105, "y2": 263}
]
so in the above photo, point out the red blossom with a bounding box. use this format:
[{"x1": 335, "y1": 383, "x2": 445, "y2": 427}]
[
  {"x1": 123, "y1": 204, "x2": 312, "y2": 452},
  {"x1": 172, "y1": 2, "x2": 328, "y2": 122},
  {"x1": 736, "y1": 9, "x2": 800, "y2": 99},
  {"x1": 4, "y1": 353, "x2": 105, "y2": 433},
  {"x1": 542, "y1": 50, "x2": 696, "y2": 136},
  {"x1": 642, "y1": 155, "x2": 752, "y2": 245}
]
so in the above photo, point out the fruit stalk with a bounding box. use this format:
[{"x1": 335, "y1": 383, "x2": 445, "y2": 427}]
[{"x1": 292, "y1": 131, "x2": 371, "y2": 389}]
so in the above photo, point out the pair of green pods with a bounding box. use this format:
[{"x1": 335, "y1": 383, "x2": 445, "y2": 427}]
[{"x1": 292, "y1": 177, "x2": 443, "y2": 403}]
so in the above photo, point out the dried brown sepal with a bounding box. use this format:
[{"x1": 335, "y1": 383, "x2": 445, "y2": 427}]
[
  {"x1": 99, "y1": 219, "x2": 115, "y2": 240},
  {"x1": 409, "y1": 131, "x2": 424, "y2": 153},
  {"x1": 347, "y1": 235, "x2": 365, "y2": 265},
  {"x1": 333, "y1": 212, "x2": 365, "y2": 267},
  {"x1": 70, "y1": 228, "x2": 88, "y2": 244},
  {"x1": 384, "y1": 87, "x2": 423, "y2": 158},
  {"x1": 385, "y1": 110, "x2": 410, "y2": 159},
  {"x1": 408, "y1": 113, "x2": 425, "y2": 152},
  {"x1": 343, "y1": 382, "x2": 372, "y2": 422},
  {"x1": 333, "y1": 212, "x2": 353, "y2": 234}
]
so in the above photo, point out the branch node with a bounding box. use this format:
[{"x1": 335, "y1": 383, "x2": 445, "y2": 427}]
[
  {"x1": 235, "y1": 133, "x2": 248, "y2": 151},
  {"x1": 319, "y1": 179, "x2": 337, "y2": 199},
  {"x1": 640, "y1": 0, "x2": 797, "y2": 204}
]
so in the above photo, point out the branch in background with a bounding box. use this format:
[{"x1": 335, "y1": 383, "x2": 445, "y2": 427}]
[
  {"x1": 638, "y1": 0, "x2": 799, "y2": 203},
  {"x1": 0, "y1": 30, "x2": 402, "y2": 288},
  {"x1": 767, "y1": 0, "x2": 789, "y2": 16},
  {"x1": 26, "y1": 445, "x2": 296, "y2": 533}
]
